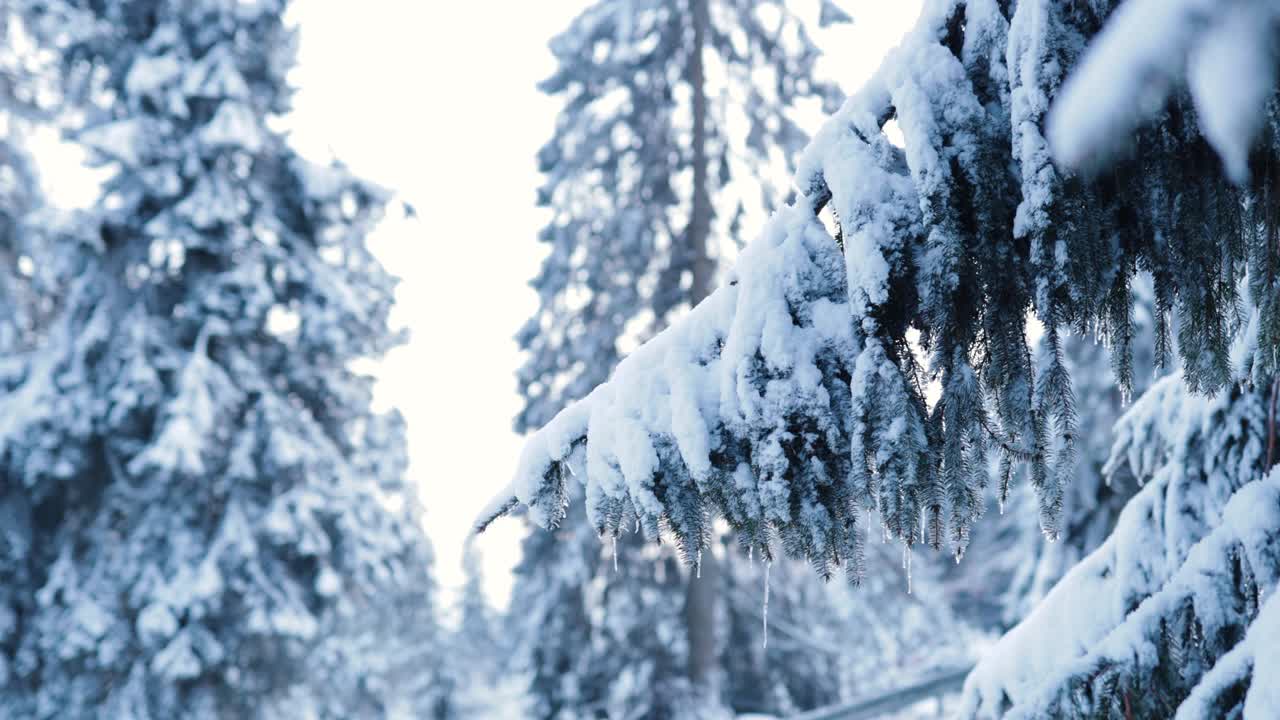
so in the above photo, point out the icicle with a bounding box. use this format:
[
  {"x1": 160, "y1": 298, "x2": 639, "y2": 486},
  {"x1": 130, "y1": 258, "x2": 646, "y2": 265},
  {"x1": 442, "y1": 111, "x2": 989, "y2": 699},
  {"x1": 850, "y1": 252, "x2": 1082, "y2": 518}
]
[
  {"x1": 695, "y1": 549, "x2": 702, "y2": 579},
  {"x1": 635, "y1": 518, "x2": 640, "y2": 533},
  {"x1": 906, "y1": 547, "x2": 913, "y2": 595},
  {"x1": 762, "y1": 561, "x2": 771, "y2": 650},
  {"x1": 998, "y1": 495, "x2": 1005, "y2": 515},
  {"x1": 612, "y1": 535, "x2": 618, "y2": 574},
  {"x1": 749, "y1": 546, "x2": 754, "y2": 564}
]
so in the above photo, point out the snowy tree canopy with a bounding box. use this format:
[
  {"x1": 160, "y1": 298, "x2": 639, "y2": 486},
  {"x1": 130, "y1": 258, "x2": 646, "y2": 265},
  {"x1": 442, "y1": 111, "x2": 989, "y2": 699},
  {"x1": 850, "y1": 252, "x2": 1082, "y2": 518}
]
[
  {"x1": 0, "y1": 1, "x2": 447, "y2": 717},
  {"x1": 481, "y1": 0, "x2": 1280, "y2": 583}
]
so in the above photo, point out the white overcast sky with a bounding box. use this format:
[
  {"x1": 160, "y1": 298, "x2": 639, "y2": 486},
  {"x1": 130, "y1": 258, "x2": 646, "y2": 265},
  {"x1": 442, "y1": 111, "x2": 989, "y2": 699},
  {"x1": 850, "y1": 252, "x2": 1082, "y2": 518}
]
[{"x1": 283, "y1": 0, "x2": 923, "y2": 606}]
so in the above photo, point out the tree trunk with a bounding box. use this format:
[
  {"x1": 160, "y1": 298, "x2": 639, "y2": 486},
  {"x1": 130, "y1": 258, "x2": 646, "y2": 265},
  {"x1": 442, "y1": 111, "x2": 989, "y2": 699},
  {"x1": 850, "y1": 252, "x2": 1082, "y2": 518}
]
[
  {"x1": 687, "y1": 0, "x2": 714, "y2": 306},
  {"x1": 684, "y1": 0, "x2": 720, "y2": 698},
  {"x1": 685, "y1": 546, "x2": 720, "y2": 691}
]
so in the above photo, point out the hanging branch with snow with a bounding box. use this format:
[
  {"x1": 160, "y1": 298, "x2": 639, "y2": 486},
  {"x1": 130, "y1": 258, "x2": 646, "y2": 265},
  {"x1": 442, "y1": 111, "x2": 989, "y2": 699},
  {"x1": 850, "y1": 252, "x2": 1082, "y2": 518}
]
[{"x1": 480, "y1": 0, "x2": 1280, "y2": 588}]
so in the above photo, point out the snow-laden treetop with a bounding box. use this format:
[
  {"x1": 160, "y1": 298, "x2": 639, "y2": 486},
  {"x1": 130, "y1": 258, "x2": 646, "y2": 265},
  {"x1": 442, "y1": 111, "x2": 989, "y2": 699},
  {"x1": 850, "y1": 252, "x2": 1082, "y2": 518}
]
[{"x1": 480, "y1": 0, "x2": 1280, "y2": 579}]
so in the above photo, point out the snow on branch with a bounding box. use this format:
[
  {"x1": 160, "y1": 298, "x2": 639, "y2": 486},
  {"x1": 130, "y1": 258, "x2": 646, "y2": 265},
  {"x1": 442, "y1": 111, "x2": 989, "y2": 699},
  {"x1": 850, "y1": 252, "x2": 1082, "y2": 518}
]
[
  {"x1": 1049, "y1": 0, "x2": 1280, "y2": 182},
  {"x1": 958, "y1": 377, "x2": 1279, "y2": 717},
  {"x1": 964, "y1": 466, "x2": 1280, "y2": 718},
  {"x1": 482, "y1": 0, "x2": 1280, "y2": 584},
  {"x1": 481, "y1": 203, "x2": 863, "y2": 577}
]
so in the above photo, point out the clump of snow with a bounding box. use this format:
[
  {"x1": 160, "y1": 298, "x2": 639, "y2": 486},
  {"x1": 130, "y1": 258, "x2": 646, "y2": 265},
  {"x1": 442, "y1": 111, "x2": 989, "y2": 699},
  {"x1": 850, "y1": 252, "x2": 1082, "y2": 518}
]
[
  {"x1": 152, "y1": 631, "x2": 201, "y2": 680},
  {"x1": 1186, "y1": 1, "x2": 1278, "y2": 182},
  {"x1": 79, "y1": 119, "x2": 148, "y2": 165},
  {"x1": 127, "y1": 335, "x2": 232, "y2": 479},
  {"x1": 1048, "y1": 0, "x2": 1280, "y2": 182},
  {"x1": 125, "y1": 53, "x2": 183, "y2": 97},
  {"x1": 199, "y1": 101, "x2": 263, "y2": 153},
  {"x1": 136, "y1": 602, "x2": 179, "y2": 645},
  {"x1": 799, "y1": 77, "x2": 909, "y2": 319},
  {"x1": 183, "y1": 46, "x2": 251, "y2": 100},
  {"x1": 293, "y1": 158, "x2": 349, "y2": 200}
]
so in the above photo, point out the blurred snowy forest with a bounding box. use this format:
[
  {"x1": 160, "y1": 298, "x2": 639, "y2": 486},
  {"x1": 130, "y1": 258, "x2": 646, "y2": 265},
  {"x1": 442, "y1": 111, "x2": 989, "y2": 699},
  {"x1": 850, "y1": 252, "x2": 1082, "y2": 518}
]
[{"x1": 2, "y1": 0, "x2": 1280, "y2": 719}]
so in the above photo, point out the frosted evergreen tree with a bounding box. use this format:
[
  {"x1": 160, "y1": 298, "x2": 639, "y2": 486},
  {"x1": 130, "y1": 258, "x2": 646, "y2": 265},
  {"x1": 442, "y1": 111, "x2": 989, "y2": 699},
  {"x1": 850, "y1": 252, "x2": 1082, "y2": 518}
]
[
  {"x1": 0, "y1": 132, "x2": 41, "y2": 363},
  {"x1": 960, "y1": 375, "x2": 1280, "y2": 718},
  {"x1": 0, "y1": 22, "x2": 62, "y2": 701},
  {"x1": 0, "y1": 2, "x2": 68, "y2": 365},
  {"x1": 719, "y1": 538, "x2": 973, "y2": 716},
  {"x1": 1002, "y1": 292, "x2": 1162, "y2": 622},
  {"x1": 483, "y1": 0, "x2": 1280, "y2": 715},
  {"x1": 0, "y1": 1, "x2": 448, "y2": 717},
  {"x1": 506, "y1": 499, "x2": 605, "y2": 720},
  {"x1": 517, "y1": 0, "x2": 842, "y2": 432},
  {"x1": 592, "y1": 531, "x2": 701, "y2": 719},
  {"x1": 455, "y1": 543, "x2": 498, "y2": 678},
  {"x1": 371, "y1": 519, "x2": 455, "y2": 720},
  {"x1": 308, "y1": 414, "x2": 454, "y2": 720},
  {"x1": 506, "y1": 493, "x2": 700, "y2": 720}
]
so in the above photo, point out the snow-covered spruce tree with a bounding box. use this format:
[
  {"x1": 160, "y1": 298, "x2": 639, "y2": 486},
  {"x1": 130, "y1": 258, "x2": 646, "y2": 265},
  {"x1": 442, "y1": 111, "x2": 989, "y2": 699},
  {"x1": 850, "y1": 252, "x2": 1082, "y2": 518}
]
[
  {"x1": 593, "y1": 531, "x2": 703, "y2": 719},
  {"x1": 517, "y1": 0, "x2": 842, "y2": 432},
  {"x1": 1003, "y1": 295, "x2": 1161, "y2": 620},
  {"x1": 311, "y1": 523, "x2": 453, "y2": 720},
  {"x1": 959, "y1": 374, "x2": 1280, "y2": 718},
  {"x1": 369, "y1": 514, "x2": 456, "y2": 720},
  {"x1": 510, "y1": 1, "x2": 844, "y2": 715},
  {"x1": 0, "y1": 1, "x2": 446, "y2": 717},
  {"x1": 0, "y1": 2, "x2": 68, "y2": 367},
  {"x1": 483, "y1": 0, "x2": 1280, "y2": 715},
  {"x1": 506, "y1": 498, "x2": 607, "y2": 720},
  {"x1": 0, "y1": 133, "x2": 42, "y2": 364},
  {"x1": 719, "y1": 532, "x2": 973, "y2": 715},
  {"x1": 0, "y1": 32, "x2": 68, "y2": 704},
  {"x1": 455, "y1": 543, "x2": 498, "y2": 677},
  {"x1": 506, "y1": 491, "x2": 700, "y2": 720},
  {"x1": 307, "y1": 414, "x2": 455, "y2": 720}
]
